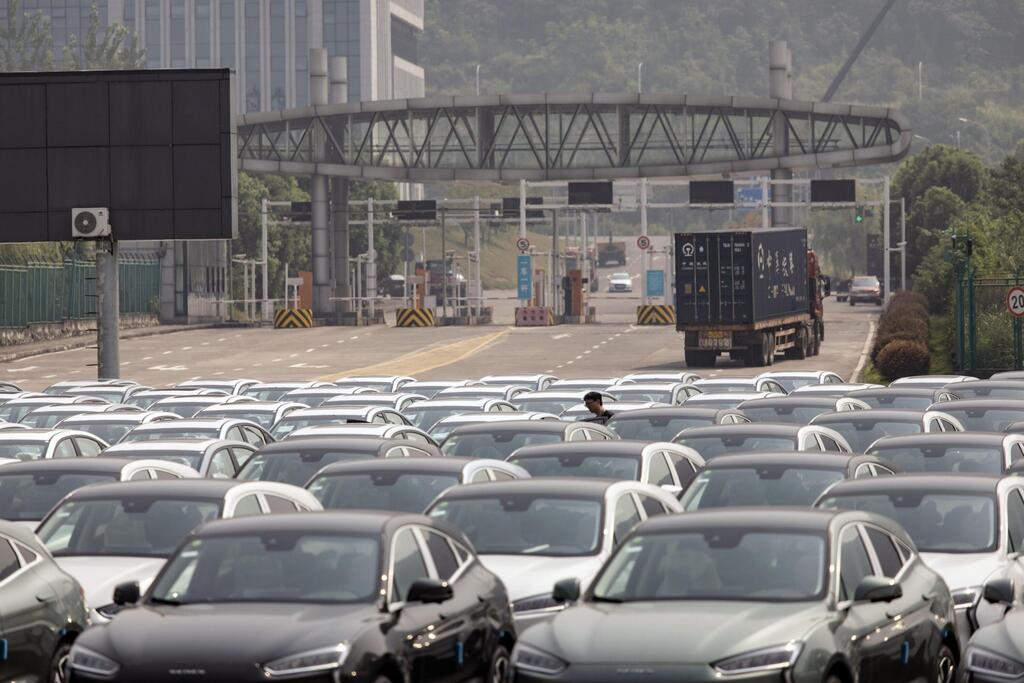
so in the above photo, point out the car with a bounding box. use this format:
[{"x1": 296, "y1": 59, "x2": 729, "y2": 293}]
[
  {"x1": 511, "y1": 390, "x2": 615, "y2": 416},
  {"x1": 400, "y1": 379, "x2": 478, "y2": 398},
  {"x1": 929, "y1": 399, "x2": 1024, "y2": 432},
  {"x1": 621, "y1": 371, "x2": 702, "y2": 385},
  {"x1": 441, "y1": 420, "x2": 617, "y2": 459},
  {"x1": 174, "y1": 378, "x2": 261, "y2": 395},
  {"x1": 0, "y1": 395, "x2": 107, "y2": 423},
  {"x1": 307, "y1": 457, "x2": 530, "y2": 513},
  {"x1": 605, "y1": 382, "x2": 701, "y2": 405},
  {"x1": 692, "y1": 377, "x2": 788, "y2": 395},
  {"x1": 123, "y1": 388, "x2": 228, "y2": 410},
  {"x1": 428, "y1": 411, "x2": 560, "y2": 442},
  {"x1": 738, "y1": 395, "x2": 869, "y2": 425},
  {"x1": 56, "y1": 411, "x2": 181, "y2": 444},
  {"x1": 237, "y1": 436, "x2": 443, "y2": 486},
  {"x1": 36, "y1": 479, "x2": 321, "y2": 624},
  {"x1": 270, "y1": 406, "x2": 411, "y2": 440},
  {"x1": 867, "y1": 432, "x2": 1024, "y2": 474},
  {"x1": 790, "y1": 382, "x2": 884, "y2": 398},
  {"x1": 119, "y1": 417, "x2": 273, "y2": 447},
  {"x1": 427, "y1": 478, "x2": 681, "y2": 625},
  {"x1": 1007, "y1": 421, "x2": 1024, "y2": 436},
  {"x1": 834, "y1": 276, "x2": 850, "y2": 302},
  {"x1": 890, "y1": 374, "x2": 976, "y2": 390},
  {"x1": 944, "y1": 380, "x2": 1024, "y2": 401},
  {"x1": 673, "y1": 423, "x2": 853, "y2": 459},
  {"x1": 322, "y1": 392, "x2": 429, "y2": 412},
  {"x1": 0, "y1": 518, "x2": 88, "y2": 683},
  {"x1": 548, "y1": 377, "x2": 626, "y2": 391},
  {"x1": 512, "y1": 507, "x2": 959, "y2": 683},
  {"x1": 0, "y1": 458, "x2": 199, "y2": 529},
  {"x1": 754, "y1": 370, "x2": 845, "y2": 392},
  {"x1": 0, "y1": 381, "x2": 23, "y2": 393},
  {"x1": 0, "y1": 391, "x2": 46, "y2": 406},
  {"x1": 559, "y1": 401, "x2": 668, "y2": 421},
  {"x1": 604, "y1": 406, "x2": 749, "y2": 441},
  {"x1": 287, "y1": 423, "x2": 439, "y2": 446},
  {"x1": 479, "y1": 374, "x2": 559, "y2": 391},
  {"x1": 332, "y1": 375, "x2": 416, "y2": 392},
  {"x1": 607, "y1": 271, "x2": 633, "y2": 292},
  {"x1": 0, "y1": 421, "x2": 30, "y2": 431},
  {"x1": 990, "y1": 370, "x2": 1024, "y2": 381},
  {"x1": 61, "y1": 384, "x2": 152, "y2": 404},
  {"x1": 436, "y1": 384, "x2": 531, "y2": 401},
  {"x1": 0, "y1": 428, "x2": 108, "y2": 461},
  {"x1": 959, "y1": 588, "x2": 1024, "y2": 683},
  {"x1": 194, "y1": 400, "x2": 305, "y2": 430},
  {"x1": 43, "y1": 379, "x2": 137, "y2": 395},
  {"x1": 848, "y1": 274, "x2": 882, "y2": 305},
  {"x1": 240, "y1": 380, "x2": 333, "y2": 401},
  {"x1": 843, "y1": 386, "x2": 961, "y2": 410},
  {"x1": 679, "y1": 452, "x2": 896, "y2": 510},
  {"x1": 401, "y1": 398, "x2": 518, "y2": 431},
  {"x1": 816, "y1": 473, "x2": 1024, "y2": 641},
  {"x1": 682, "y1": 390, "x2": 781, "y2": 409},
  {"x1": 149, "y1": 394, "x2": 256, "y2": 418},
  {"x1": 508, "y1": 441, "x2": 704, "y2": 493},
  {"x1": 67, "y1": 511, "x2": 516, "y2": 682},
  {"x1": 19, "y1": 402, "x2": 141, "y2": 429},
  {"x1": 281, "y1": 385, "x2": 376, "y2": 407},
  {"x1": 811, "y1": 409, "x2": 964, "y2": 453},
  {"x1": 100, "y1": 439, "x2": 257, "y2": 478}
]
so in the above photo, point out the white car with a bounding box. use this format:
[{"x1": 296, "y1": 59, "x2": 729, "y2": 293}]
[
  {"x1": 791, "y1": 382, "x2": 885, "y2": 398},
  {"x1": 332, "y1": 375, "x2": 416, "y2": 393},
  {"x1": 691, "y1": 377, "x2": 788, "y2": 395},
  {"x1": 621, "y1": 371, "x2": 702, "y2": 385},
  {"x1": 429, "y1": 411, "x2": 560, "y2": 443},
  {"x1": 607, "y1": 272, "x2": 633, "y2": 293},
  {"x1": 478, "y1": 374, "x2": 559, "y2": 391},
  {"x1": 810, "y1": 409, "x2": 964, "y2": 453},
  {"x1": 270, "y1": 406, "x2": 410, "y2": 440},
  {"x1": 754, "y1": 370, "x2": 845, "y2": 393},
  {"x1": 101, "y1": 439, "x2": 257, "y2": 478},
  {"x1": 604, "y1": 382, "x2": 701, "y2": 406},
  {"x1": 559, "y1": 401, "x2": 667, "y2": 421},
  {"x1": 436, "y1": 385, "x2": 531, "y2": 401},
  {"x1": 281, "y1": 386, "x2": 377, "y2": 408},
  {"x1": 19, "y1": 402, "x2": 141, "y2": 429},
  {"x1": 548, "y1": 378, "x2": 626, "y2": 392},
  {"x1": 149, "y1": 394, "x2": 256, "y2": 418},
  {"x1": 120, "y1": 417, "x2": 273, "y2": 447},
  {"x1": 287, "y1": 423, "x2": 438, "y2": 446},
  {"x1": 0, "y1": 428, "x2": 109, "y2": 461},
  {"x1": 195, "y1": 400, "x2": 306, "y2": 431},
  {"x1": 511, "y1": 391, "x2": 615, "y2": 416},
  {"x1": 57, "y1": 411, "x2": 181, "y2": 445},
  {"x1": 403, "y1": 398, "x2": 518, "y2": 432},
  {"x1": 400, "y1": 379, "x2": 479, "y2": 399},
  {"x1": 175, "y1": 378, "x2": 262, "y2": 395},
  {"x1": 322, "y1": 392, "x2": 429, "y2": 412},
  {"x1": 34, "y1": 479, "x2": 321, "y2": 622},
  {"x1": 890, "y1": 374, "x2": 976, "y2": 390},
  {"x1": 427, "y1": 478, "x2": 682, "y2": 624},
  {"x1": 682, "y1": 390, "x2": 780, "y2": 410},
  {"x1": 241, "y1": 381, "x2": 334, "y2": 401}
]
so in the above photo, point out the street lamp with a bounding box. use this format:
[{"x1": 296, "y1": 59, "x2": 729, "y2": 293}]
[
  {"x1": 475, "y1": 64, "x2": 481, "y2": 96},
  {"x1": 637, "y1": 62, "x2": 643, "y2": 95}
]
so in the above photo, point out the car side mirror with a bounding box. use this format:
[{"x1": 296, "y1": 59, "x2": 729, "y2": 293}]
[
  {"x1": 984, "y1": 578, "x2": 1014, "y2": 605},
  {"x1": 552, "y1": 577, "x2": 581, "y2": 603},
  {"x1": 406, "y1": 578, "x2": 453, "y2": 604},
  {"x1": 113, "y1": 581, "x2": 141, "y2": 606},
  {"x1": 853, "y1": 576, "x2": 902, "y2": 603}
]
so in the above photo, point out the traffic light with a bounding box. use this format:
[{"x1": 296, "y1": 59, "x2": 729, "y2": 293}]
[{"x1": 854, "y1": 206, "x2": 874, "y2": 223}]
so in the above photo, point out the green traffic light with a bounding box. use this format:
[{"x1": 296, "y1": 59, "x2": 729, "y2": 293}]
[{"x1": 855, "y1": 214, "x2": 864, "y2": 223}]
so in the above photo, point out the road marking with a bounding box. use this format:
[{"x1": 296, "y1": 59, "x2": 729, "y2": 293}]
[
  {"x1": 121, "y1": 362, "x2": 131, "y2": 366},
  {"x1": 289, "y1": 353, "x2": 298, "y2": 358},
  {"x1": 565, "y1": 360, "x2": 574, "y2": 365},
  {"x1": 147, "y1": 365, "x2": 187, "y2": 371},
  {"x1": 591, "y1": 345, "x2": 600, "y2": 349},
  {"x1": 305, "y1": 348, "x2": 315, "y2": 353},
  {"x1": 553, "y1": 334, "x2": 570, "y2": 340},
  {"x1": 200, "y1": 342, "x2": 209, "y2": 346},
  {"x1": 350, "y1": 336, "x2": 360, "y2": 340},
  {"x1": 212, "y1": 371, "x2": 224, "y2": 376},
  {"x1": 575, "y1": 355, "x2": 583, "y2": 360},
  {"x1": 321, "y1": 344, "x2": 329, "y2": 348},
  {"x1": 317, "y1": 330, "x2": 509, "y2": 381},
  {"x1": 162, "y1": 351, "x2": 172, "y2": 355},
  {"x1": 142, "y1": 356, "x2": 152, "y2": 361},
  {"x1": 217, "y1": 338, "x2": 227, "y2": 342},
  {"x1": 181, "y1": 346, "x2": 192, "y2": 351},
  {"x1": 272, "y1": 358, "x2": 282, "y2": 362},
  {"x1": 43, "y1": 373, "x2": 57, "y2": 379},
  {"x1": 6, "y1": 366, "x2": 38, "y2": 372},
  {"x1": 291, "y1": 362, "x2": 328, "y2": 369},
  {"x1": 584, "y1": 350, "x2": 592, "y2": 355},
  {"x1": 851, "y1": 320, "x2": 877, "y2": 382}
]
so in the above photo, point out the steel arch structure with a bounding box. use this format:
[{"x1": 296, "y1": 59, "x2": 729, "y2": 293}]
[{"x1": 236, "y1": 93, "x2": 911, "y2": 182}]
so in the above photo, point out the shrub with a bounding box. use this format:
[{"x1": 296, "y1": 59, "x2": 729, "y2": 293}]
[
  {"x1": 876, "y1": 339, "x2": 931, "y2": 380},
  {"x1": 889, "y1": 290, "x2": 929, "y2": 311},
  {"x1": 871, "y1": 330, "x2": 922, "y2": 362}
]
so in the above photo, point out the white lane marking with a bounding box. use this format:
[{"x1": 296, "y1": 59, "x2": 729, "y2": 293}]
[
  {"x1": 553, "y1": 334, "x2": 570, "y2": 340},
  {"x1": 142, "y1": 356, "x2": 152, "y2": 361},
  {"x1": 290, "y1": 362, "x2": 328, "y2": 369},
  {"x1": 212, "y1": 371, "x2": 224, "y2": 376},
  {"x1": 289, "y1": 353, "x2": 298, "y2": 358},
  {"x1": 147, "y1": 365, "x2": 188, "y2": 371},
  {"x1": 336, "y1": 340, "x2": 345, "y2": 344},
  {"x1": 200, "y1": 342, "x2": 210, "y2": 346},
  {"x1": 6, "y1": 366, "x2": 38, "y2": 372},
  {"x1": 600, "y1": 341, "x2": 608, "y2": 345},
  {"x1": 350, "y1": 336, "x2": 360, "y2": 340},
  {"x1": 565, "y1": 360, "x2": 574, "y2": 365},
  {"x1": 584, "y1": 350, "x2": 592, "y2": 355},
  {"x1": 217, "y1": 338, "x2": 227, "y2": 342},
  {"x1": 575, "y1": 355, "x2": 583, "y2": 360},
  {"x1": 253, "y1": 363, "x2": 263, "y2": 367},
  {"x1": 305, "y1": 348, "x2": 315, "y2": 353},
  {"x1": 121, "y1": 362, "x2": 131, "y2": 366},
  {"x1": 591, "y1": 345, "x2": 600, "y2": 349},
  {"x1": 233, "y1": 368, "x2": 244, "y2": 372},
  {"x1": 162, "y1": 351, "x2": 172, "y2": 355},
  {"x1": 272, "y1": 358, "x2": 283, "y2": 362},
  {"x1": 68, "y1": 370, "x2": 81, "y2": 374},
  {"x1": 181, "y1": 346, "x2": 192, "y2": 351},
  {"x1": 43, "y1": 374, "x2": 57, "y2": 379},
  {"x1": 321, "y1": 344, "x2": 329, "y2": 348}
]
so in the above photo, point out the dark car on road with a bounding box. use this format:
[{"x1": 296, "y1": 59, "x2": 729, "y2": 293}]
[
  {"x1": 512, "y1": 508, "x2": 959, "y2": 683},
  {"x1": 604, "y1": 406, "x2": 748, "y2": 441},
  {"x1": 67, "y1": 511, "x2": 517, "y2": 682}
]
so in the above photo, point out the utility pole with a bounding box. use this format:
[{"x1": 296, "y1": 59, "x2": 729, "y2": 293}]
[
  {"x1": 96, "y1": 238, "x2": 120, "y2": 379},
  {"x1": 309, "y1": 49, "x2": 331, "y2": 317},
  {"x1": 769, "y1": 41, "x2": 793, "y2": 227},
  {"x1": 473, "y1": 196, "x2": 481, "y2": 317},
  {"x1": 330, "y1": 56, "x2": 350, "y2": 319},
  {"x1": 367, "y1": 197, "x2": 376, "y2": 319},
  {"x1": 640, "y1": 178, "x2": 649, "y2": 305},
  {"x1": 261, "y1": 197, "x2": 269, "y2": 321}
]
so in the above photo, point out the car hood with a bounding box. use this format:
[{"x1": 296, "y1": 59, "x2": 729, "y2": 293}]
[
  {"x1": 919, "y1": 552, "x2": 1002, "y2": 591},
  {"x1": 537, "y1": 600, "x2": 828, "y2": 665},
  {"x1": 968, "y1": 610, "x2": 1024, "y2": 660},
  {"x1": 481, "y1": 554, "x2": 605, "y2": 601},
  {"x1": 56, "y1": 556, "x2": 168, "y2": 609}
]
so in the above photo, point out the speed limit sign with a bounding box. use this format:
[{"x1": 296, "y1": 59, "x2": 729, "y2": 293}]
[
  {"x1": 637, "y1": 235, "x2": 651, "y2": 250},
  {"x1": 1009, "y1": 287, "x2": 1024, "y2": 318},
  {"x1": 516, "y1": 237, "x2": 530, "y2": 252}
]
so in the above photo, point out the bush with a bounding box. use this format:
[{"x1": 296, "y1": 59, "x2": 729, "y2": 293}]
[
  {"x1": 889, "y1": 290, "x2": 929, "y2": 311},
  {"x1": 876, "y1": 339, "x2": 932, "y2": 380},
  {"x1": 871, "y1": 288, "x2": 932, "y2": 367},
  {"x1": 871, "y1": 330, "x2": 923, "y2": 362}
]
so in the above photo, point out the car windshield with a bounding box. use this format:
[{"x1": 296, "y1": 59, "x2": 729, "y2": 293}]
[
  {"x1": 870, "y1": 445, "x2": 1004, "y2": 474},
  {"x1": 150, "y1": 533, "x2": 380, "y2": 604},
  {"x1": 271, "y1": 416, "x2": 363, "y2": 440},
  {"x1": 73, "y1": 390, "x2": 124, "y2": 403},
  {"x1": 37, "y1": 497, "x2": 221, "y2": 557},
  {"x1": 237, "y1": 451, "x2": 376, "y2": 486},
  {"x1": 202, "y1": 411, "x2": 273, "y2": 429},
  {"x1": 940, "y1": 408, "x2": 1024, "y2": 432},
  {"x1": 607, "y1": 415, "x2": 715, "y2": 440},
  {"x1": 0, "y1": 442, "x2": 48, "y2": 461},
  {"x1": 681, "y1": 468, "x2": 845, "y2": 510},
  {"x1": 243, "y1": 388, "x2": 290, "y2": 401},
  {"x1": 674, "y1": 435, "x2": 798, "y2": 460},
  {"x1": 125, "y1": 396, "x2": 159, "y2": 409},
  {"x1": 955, "y1": 387, "x2": 1024, "y2": 400},
  {"x1": 685, "y1": 397, "x2": 746, "y2": 409},
  {"x1": 852, "y1": 277, "x2": 878, "y2": 287},
  {"x1": 308, "y1": 472, "x2": 460, "y2": 513},
  {"x1": 509, "y1": 454, "x2": 640, "y2": 480},
  {"x1": 858, "y1": 395, "x2": 933, "y2": 410},
  {"x1": 819, "y1": 419, "x2": 922, "y2": 452},
  {"x1": 404, "y1": 407, "x2": 465, "y2": 430},
  {"x1": 612, "y1": 272, "x2": 629, "y2": 279},
  {"x1": 696, "y1": 383, "x2": 754, "y2": 394},
  {"x1": 591, "y1": 530, "x2": 827, "y2": 602},
  {"x1": 767, "y1": 377, "x2": 822, "y2": 392},
  {"x1": 740, "y1": 405, "x2": 833, "y2": 425},
  {"x1": 819, "y1": 492, "x2": 997, "y2": 552},
  {"x1": 0, "y1": 404, "x2": 49, "y2": 422},
  {"x1": 20, "y1": 413, "x2": 70, "y2": 428},
  {"x1": 0, "y1": 472, "x2": 119, "y2": 521},
  {"x1": 71, "y1": 422, "x2": 136, "y2": 444},
  {"x1": 111, "y1": 451, "x2": 203, "y2": 469},
  {"x1": 159, "y1": 403, "x2": 206, "y2": 418},
  {"x1": 430, "y1": 495, "x2": 602, "y2": 556},
  {"x1": 124, "y1": 429, "x2": 218, "y2": 442},
  {"x1": 514, "y1": 399, "x2": 578, "y2": 414},
  {"x1": 441, "y1": 432, "x2": 563, "y2": 458},
  {"x1": 609, "y1": 389, "x2": 672, "y2": 403}
]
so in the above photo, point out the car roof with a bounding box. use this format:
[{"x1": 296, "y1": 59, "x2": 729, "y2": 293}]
[
  {"x1": 0, "y1": 458, "x2": 134, "y2": 475},
  {"x1": 61, "y1": 412, "x2": 175, "y2": 423},
  {"x1": 285, "y1": 406, "x2": 380, "y2": 417},
  {"x1": 609, "y1": 383, "x2": 686, "y2": 390},
  {"x1": 701, "y1": 451, "x2": 862, "y2": 470},
  {"x1": 675, "y1": 423, "x2": 803, "y2": 437},
  {"x1": 638, "y1": 507, "x2": 841, "y2": 533},
  {"x1": 193, "y1": 510, "x2": 443, "y2": 539},
  {"x1": 257, "y1": 437, "x2": 398, "y2": 454},
  {"x1": 405, "y1": 399, "x2": 500, "y2": 408},
  {"x1": 822, "y1": 473, "x2": 1002, "y2": 496},
  {"x1": 607, "y1": 407, "x2": 730, "y2": 418},
  {"x1": 869, "y1": 432, "x2": 1009, "y2": 448},
  {"x1": 813, "y1": 409, "x2": 928, "y2": 421},
  {"x1": 314, "y1": 457, "x2": 476, "y2": 477},
  {"x1": 0, "y1": 429, "x2": 71, "y2": 442},
  {"x1": 738, "y1": 396, "x2": 838, "y2": 407},
  {"x1": 435, "y1": 477, "x2": 614, "y2": 500},
  {"x1": 62, "y1": 478, "x2": 247, "y2": 500},
  {"x1": 510, "y1": 441, "x2": 649, "y2": 457},
  {"x1": 201, "y1": 401, "x2": 295, "y2": 410},
  {"x1": 104, "y1": 439, "x2": 225, "y2": 452},
  {"x1": 132, "y1": 418, "x2": 237, "y2": 429},
  {"x1": 446, "y1": 420, "x2": 570, "y2": 435},
  {"x1": 936, "y1": 399, "x2": 1024, "y2": 409},
  {"x1": 846, "y1": 387, "x2": 943, "y2": 397}
]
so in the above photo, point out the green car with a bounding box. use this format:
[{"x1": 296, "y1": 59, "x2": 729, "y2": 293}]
[
  {"x1": 512, "y1": 508, "x2": 959, "y2": 683},
  {"x1": 0, "y1": 519, "x2": 88, "y2": 682}
]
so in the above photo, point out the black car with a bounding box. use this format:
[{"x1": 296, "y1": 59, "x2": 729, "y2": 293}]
[
  {"x1": 845, "y1": 387, "x2": 960, "y2": 411},
  {"x1": 944, "y1": 380, "x2": 1024, "y2": 401},
  {"x1": 67, "y1": 511, "x2": 516, "y2": 682},
  {"x1": 604, "y1": 407, "x2": 748, "y2": 441},
  {"x1": 929, "y1": 399, "x2": 1024, "y2": 432},
  {"x1": 868, "y1": 432, "x2": 1024, "y2": 474},
  {"x1": 672, "y1": 423, "x2": 851, "y2": 459},
  {"x1": 736, "y1": 396, "x2": 855, "y2": 425}
]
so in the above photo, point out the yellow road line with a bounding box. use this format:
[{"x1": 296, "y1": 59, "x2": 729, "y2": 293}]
[{"x1": 316, "y1": 330, "x2": 509, "y2": 381}]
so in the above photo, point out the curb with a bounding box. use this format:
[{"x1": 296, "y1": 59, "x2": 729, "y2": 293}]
[
  {"x1": 851, "y1": 320, "x2": 877, "y2": 383},
  {"x1": 0, "y1": 324, "x2": 222, "y2": 364}
]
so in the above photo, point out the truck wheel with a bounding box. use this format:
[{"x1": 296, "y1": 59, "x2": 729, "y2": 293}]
[
  {"x1": 685, "y1": 350, "x2": 707, "y2": 368},
  {"x1": 788, "y1": 326, "x2": 808, "y2": 360},
  {"x1": 812, "y1": 324, "x2": 822, "y2": 356},
  {"x1": 849, "y1": 300, "x2": 855, "y2": 306}
]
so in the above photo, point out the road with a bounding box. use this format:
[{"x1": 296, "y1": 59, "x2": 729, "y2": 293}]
[{"x1": 2, "y1": 297, "x2": 877, "y2": 391}]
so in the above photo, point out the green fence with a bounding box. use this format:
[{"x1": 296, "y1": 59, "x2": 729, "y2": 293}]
[
  {"x1": 954, "y1": 270, "x2": 1024, "y2": 374},
  {"x1": 0, "y1": 253, "x2": 160, "y2": 328}
]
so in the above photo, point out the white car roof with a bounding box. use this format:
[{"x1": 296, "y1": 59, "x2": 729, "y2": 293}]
[
  {"x1": 405, "y1": 398, "x2": 504, "y2": 409},
  {"x1": 61, "y1": 411, "x2": 180, "y2": 424},
  {"x1": 434, "y1": 412, "x2": 559, "y2": 426},
  {"x1": 607, "y1": 383, "x2": 688, "y2": 391},
  {"x1": 130, "y1": 418, "x2": 244, "y2": 430},
  {"x1": 0, "y1": 428, "x2": 90, "y2": 442},
  {"x1": 104, "y1": 439, "x2": 225, "y2": 452}
]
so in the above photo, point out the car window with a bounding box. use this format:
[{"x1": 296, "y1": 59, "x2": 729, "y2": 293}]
[
  {"x1": 264, "y1": 495, "x2": 300, "y2": 513},
  {"x1": 54, "y1": 439, "x2": 78, "y2": 459},
  {"x1": 865, "y1": 527, "x2": 904, "y2": 578},
  {"x1": 469, "y1": 469, "x2": 491, "y2": 483},
  {"x1": 871, "y1": 464, "x2": 895, "y2": 476},
  {"x1": 391, "y1": 528, "x2": 430, "y2": 603},
  {"x1": 15, "y1": 542, "x2": 37, "y2": 565},
  {"x1": 839, "y1": 526, "x2": 875, "y2": 601},
  {"x1": 153, "y1": 469, "x2": 181, "y2": 480},
  {"x1": 0, "y1": 539, "x2": 20, "y2": 582},
  {"x1": 233, "y1": 495, "x2": 263, "y2": 517},
  {"x1": 820, "y1": 435, "x2": 843, "y2": 453},
  {"x1": 491, "y1": 469, "x2": 516, "y2": 481},
  {"x1": 665, "y1": 453, "x2": 699, "y2": 488},
  {"x1": 208, "y1": 449, "x2": 236, "y2": 478},
  {"x1": 231, "y1": 447, "x2": 254, "y2": 470},
  {"x1": 405, "y1": 432, "x2": 430, "y2": 445},
  {"x1": 853, "y1": 464, "x2": 874, "y2": 478},
  {"x1": 613, "y1": 494, "x2": 642, "y2": 545},
  {"x1": 76, "y1": 438, "x2": 103, "y2": 457},
  {"x1": 638, "y1": 494, "x2": 667, "y2": 518},
  {"x1": 405, "y1": 447, "x2": 433, "y2": 458},
  {"x1": 242, "y1": 426, "x2": 266, "y2": 445},
  {"x1": 647, "y1": 452, "x2": 675, "y2": 486},
  {"x1": 129, "y1": 469, "x2": 154, "y2": 481},
  {"x1": 227, "y1": 426, "x2": 245, "y2": 442},
  {"x1": 422, "y1": 530, "x2": 459, "y2": 581},
  {"x1": 568, "y1": 428, "x2": 587, "y2": 442},
  {"x1": 587, "y1": 429, "x2": 612, "y2": 441},
  {"x1": 1007, "y1": 489, "x2": 1024, "y2": 553},
  {"x1": 385, "y1": 446, "x2": 407, "y2": 459}
]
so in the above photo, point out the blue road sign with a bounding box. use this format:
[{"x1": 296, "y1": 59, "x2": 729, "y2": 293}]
[
  {"x1": 737, "y1": 185, "x2": 764, "y2": 204},
  {"x1": 647, "y1": 270, "x2": 665, "y2": 298},
  {"x1": 517, "y1": 255, "x2": 533, "y2": 300}
]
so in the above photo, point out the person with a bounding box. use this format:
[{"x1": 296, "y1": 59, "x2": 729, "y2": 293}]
[{"x1": 582, "y1": 391, "x2": 614, "y2": 425}]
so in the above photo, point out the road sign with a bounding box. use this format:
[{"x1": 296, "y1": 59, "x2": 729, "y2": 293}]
[
  {"x1": 646, "y1": 270, "x2": 665, "y2": 298},
  {"x1": 517, "y1": 255, "x2": 533, "y2": 300},
  {"x1": 637, "y1": 235, "x2": 651, "y2": 250},
  {"x1": 516, "y1": 237, "x2": 530, "y2": 252},
  {"x1": 736, "y1": 186, "x2": 764, "y2": 204},
  {"x1": 1009, "y1": 287, "x2": 1024, "y2": 318}
]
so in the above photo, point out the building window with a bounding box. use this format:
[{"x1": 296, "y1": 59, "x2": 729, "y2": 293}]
[
  {"x1": 219, "y1": 1, "x2": 235, "y2": 69},
  {"x1": 294, "y1": 0, "x2": 308, "y2": 105},
  {"x1": 196, "y1": 0, "x2": 211, "y2": 67},
  {"x1": 145, "y1": 0, "x2": 161, "y2": 68},
  {"x1": 244, "y1": 0, "x2": 261, "y2": 111},
  {"x1": 269, "y1": 0, "x2": 285, "y2": 109},
  {"x1": 390, "y1": 16, "x2": 419, "y2": 65},
  {"x1": 323, "y1": 0, "x2": 360, "y2": 101},
  {"x1": 170, "y1": 0, "x2": 186, "y2": 67}
]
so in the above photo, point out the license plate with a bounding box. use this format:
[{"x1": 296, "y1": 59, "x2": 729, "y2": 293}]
[{"x1": 699, "y1": 330, "x2": 732, "y2": 350}]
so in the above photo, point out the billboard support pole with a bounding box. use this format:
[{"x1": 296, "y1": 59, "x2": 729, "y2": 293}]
[
  {"x1": 96, "y1": 239, "x2": 120, "y2": 379},
  {"x1": 310, "y1": 48, "x2": 331, "y2": 318},
  {"x1": 640, "y1": 178, "x2": 649, "y2": 305},
  {"x1": 330, "y1": 56, "x2": 350, "y2": 319}
]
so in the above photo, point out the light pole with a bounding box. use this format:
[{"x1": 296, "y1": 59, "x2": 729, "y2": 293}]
[
  {"x1": 918, "y1": 61, "x2": 923, "y2": 101},
  {"x1": 475, "y1": 64, "x2": 481, "y2": 96},
  {"x1": 637, "y1": 62, "x2": 643, "y2": 94}
]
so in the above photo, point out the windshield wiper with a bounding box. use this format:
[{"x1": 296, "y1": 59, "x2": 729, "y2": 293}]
[
  {"x1": 149, "y1": 596, "x2": 185, "y2": 606},
  {"x1": 590, "y1": 594, "x2": 624, "y2": 603}
]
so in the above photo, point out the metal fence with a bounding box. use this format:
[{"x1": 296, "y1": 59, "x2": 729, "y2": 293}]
[
  {"x1": 0, "y1": 253, "x2": 161, "y2": 328},
  {"x1": 954, "y1": 270, "x2": 1024, "y2": 374}
]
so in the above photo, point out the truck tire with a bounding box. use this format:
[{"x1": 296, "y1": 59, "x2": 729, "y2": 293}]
[
  {"x1": 812, "y1": 324, "x2": 822, "y2": 356},
  {"x1": 685, "y1": 350, "x2": 714, "y2": 368},
  {"x1": 787, "y1": 326, "x2": 808, "y2": 360},
  {"x1": 746, "y1": 343, "x2": 764, "y2": 367}
]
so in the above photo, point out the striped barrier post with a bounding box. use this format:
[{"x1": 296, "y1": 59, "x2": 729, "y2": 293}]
[
  {"x1": 515, "y1": 306, "x2": 556, "y2": 327},
  {"x1": 274, "y1": 308, "x2": 314, "y2": 328},
  {"x1": 636, "y1": 304, "x2": 676, "y2": 325},
  {"x1": 396, "y1": 307, "x2": 436, "y2": 327}
]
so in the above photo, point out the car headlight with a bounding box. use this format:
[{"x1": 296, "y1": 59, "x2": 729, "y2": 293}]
[
  {"x1": 512, "y1": 593, "x2": 565, "y2": 614},
  {"x1": 512, "y1": 643, "x2": 568, "y2": 675},
  {"x1": 68, "y1": 645, "x2": 120, "y2": 677},
  {"x1": 263, "y1": 644, "x2": 350, "y2": 678},
  {"x1": 712, "y1": 642, "x2": 802, "y2": 675},
  {"x1": 952, "y1": 586, "x2": 983, "y2": 610},
  {"x1": 966, "y1": 647, "x2": 1024, "y2": 678}
]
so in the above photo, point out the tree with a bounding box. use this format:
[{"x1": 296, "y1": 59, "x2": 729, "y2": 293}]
[
  {"x1": 62, "y1": 4, "x2": 144, "y2": 70},
  {"x1": 0, "y1": 0, "x2": 54, "y2": 71},
  {"x1": 905, "y1": 187, "x2": 965, "y2": 277},
  {"x1": 892, "y1": 145, "x2": 985, "y2": 216}
]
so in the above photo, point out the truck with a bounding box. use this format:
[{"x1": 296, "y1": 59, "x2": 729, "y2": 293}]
[
  {"x1": 597, "y1": 240, "x2": 627, "y2": 267},
  {"x1": 675, "y1": 227, "x2": 830, "y2": 368}
]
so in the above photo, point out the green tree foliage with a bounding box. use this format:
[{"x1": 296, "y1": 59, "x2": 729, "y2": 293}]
[
  {"x1": 62, "y1": 4, "x2": 145, "y2": 70},
  {"x1": 0, "y1": 0, "x2": 54, "y2": 71},
  {"x1": 905, "y1": 187, "x2": 965, "y2": 277}
]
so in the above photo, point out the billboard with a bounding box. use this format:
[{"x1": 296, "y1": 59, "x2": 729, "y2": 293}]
[{"x1": 0, "y1": 69, "x2": 236, "y2": 242}]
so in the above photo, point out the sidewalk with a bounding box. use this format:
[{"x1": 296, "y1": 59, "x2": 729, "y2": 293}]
[{"x1": 0, "y1": 324, "x2": 220, "y2": 364}]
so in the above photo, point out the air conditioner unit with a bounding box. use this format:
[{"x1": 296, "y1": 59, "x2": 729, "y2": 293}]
[{"x1": 71, "y1": 208, "x2": 111, "y2": 239}]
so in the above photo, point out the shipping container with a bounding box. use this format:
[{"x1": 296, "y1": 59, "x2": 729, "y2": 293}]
[{"x1": 675, "y1": 228, "x2": 809, "y2": 327}]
